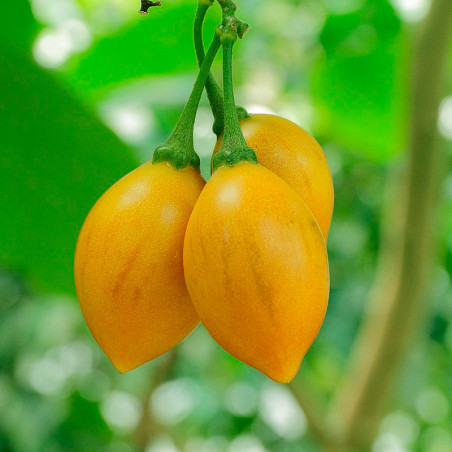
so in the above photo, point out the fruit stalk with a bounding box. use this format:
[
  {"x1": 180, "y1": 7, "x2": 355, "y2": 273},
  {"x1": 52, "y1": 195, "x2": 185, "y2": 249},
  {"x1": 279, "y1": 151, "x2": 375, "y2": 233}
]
[
  {"x1": 153, "y1": 31, "x2": 221, "y2": 170},
  {"x1": 193, "y1": 0, "x2": 225, "y2": 135},
  {"x1": 212, "y1": 14, "x2": 257, "y2": 170},
  {"x1": 194, "y1": 0, "x2": 250, "y2": 136}
]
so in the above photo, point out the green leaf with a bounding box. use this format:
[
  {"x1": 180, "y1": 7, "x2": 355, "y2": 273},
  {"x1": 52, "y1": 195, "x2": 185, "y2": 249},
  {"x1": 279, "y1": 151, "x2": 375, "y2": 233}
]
[
  {"x1": 0, "y1": 0, "x2": 38, "y2": 51},
  {"x1": 67, "y1": 3, "x2": 221, "y2": 99},
  {"x1": 0, "y1": 43, "x2": 138, "y2": 294},
  {"x1": 312, "y1": 0, "x2": 408, "y2": 160}
]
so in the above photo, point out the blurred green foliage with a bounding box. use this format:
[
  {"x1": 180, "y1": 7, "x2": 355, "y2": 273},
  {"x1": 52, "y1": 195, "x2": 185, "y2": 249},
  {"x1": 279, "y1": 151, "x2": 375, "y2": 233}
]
[
  {"x1": 0, "y1": 43, "x2": 137, "y2": 293},
  {"x1": 1, "y1": 0, "x2": 451, "y2": 451}
]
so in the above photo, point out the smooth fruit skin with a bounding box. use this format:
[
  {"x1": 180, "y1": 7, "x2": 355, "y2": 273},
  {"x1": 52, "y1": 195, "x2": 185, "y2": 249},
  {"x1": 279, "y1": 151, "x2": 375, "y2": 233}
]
[
  {"x1": 74, "y1": 162, "x2": 205, "y2": 373},
  {"x1": 213, "y1": 114, "x2": 334, "y2": 239},
  {"x1": 183, "y1": 162, "x2": 329, "y2": 383}
]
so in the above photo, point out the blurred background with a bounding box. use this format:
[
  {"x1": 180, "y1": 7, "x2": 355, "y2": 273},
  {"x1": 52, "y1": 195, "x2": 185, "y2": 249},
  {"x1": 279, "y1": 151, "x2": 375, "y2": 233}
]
[{"x1": 1, "y1": 0, "x2": 452, "y2": 451}]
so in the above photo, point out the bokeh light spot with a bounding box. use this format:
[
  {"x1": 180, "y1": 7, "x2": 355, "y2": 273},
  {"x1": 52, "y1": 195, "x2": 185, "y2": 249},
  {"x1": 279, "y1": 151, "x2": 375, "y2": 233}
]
[
  {"x1": 416, "y1": 388, "x2": 449, "y2": 424},
  {"x1": 101, "y1": 391, "x2": 142, "y2": 431},
  {"x1": 224, "y1": 382, "x2": 258, "y2": 417},
  {"x1": 389, "y1": 0, "x2": 431, "y2": 22},
  {"x1": 227, "y1": 434, "x2": 268, "y2": 452},
  {"x1": 438, "y1": 96, "x2": 452, "y2": 140},
  {"x1": 259, "y1": 383, "x2": 306, "y2": 440},
  {"x1": 151, "y1": 378, "x2": 199, "y2": 426}
]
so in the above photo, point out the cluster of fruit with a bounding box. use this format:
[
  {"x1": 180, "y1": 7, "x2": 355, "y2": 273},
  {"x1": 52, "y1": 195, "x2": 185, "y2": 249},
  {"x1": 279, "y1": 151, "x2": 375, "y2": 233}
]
[{"x1": 74, "y1": 0, "x2": 333, "y2": 384}]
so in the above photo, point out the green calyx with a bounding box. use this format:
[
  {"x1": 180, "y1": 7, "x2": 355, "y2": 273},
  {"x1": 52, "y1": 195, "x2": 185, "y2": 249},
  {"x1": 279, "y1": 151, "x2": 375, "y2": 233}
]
[
  {"x1": 152, "y1": 145, "x2": 200, "y2": 171},
  {"x1": 194, "y1": 0, "x2": 250, "y2": 137},
  {"x1": 213, "y1": 16, "x2": 257, "y2": 173},
  {"x1": 152, "y1": 32, "x2": 221, "y2": 171},
  {"x1": 212, "y1": 147, "x2": 257, "y2": 170}
]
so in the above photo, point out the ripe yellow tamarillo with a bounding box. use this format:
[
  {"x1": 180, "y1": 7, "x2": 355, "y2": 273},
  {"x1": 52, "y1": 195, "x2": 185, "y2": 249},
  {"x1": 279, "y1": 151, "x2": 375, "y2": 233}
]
[
  {"x1": 74, "y1": 32, "x2": 223, "y2": 372},
  {"x1": 74, "y1": 162, "x2": 204, "y2": 372},
  {"x1": 213, "y1": 114, "x2": 334, "y2": 239},
  {"x1": 183, "y1": 162, "x2": 330, "y2": 383},
  {"x1": 183, "y1": 13, "x2": 330, "y2": 383}
]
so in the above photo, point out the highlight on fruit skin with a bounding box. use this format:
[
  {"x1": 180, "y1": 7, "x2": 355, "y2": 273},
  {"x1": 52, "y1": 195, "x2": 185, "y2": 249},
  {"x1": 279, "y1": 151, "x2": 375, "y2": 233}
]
[
  {"x1": 213, "y1": 113, "x2": 334, "y2": 239},
  {"x1": 74, "y1": 161, "x2": 205, "y2": 373},
  {"x1": 183, "y1": 162, "x2": 330, "y2": 383}
]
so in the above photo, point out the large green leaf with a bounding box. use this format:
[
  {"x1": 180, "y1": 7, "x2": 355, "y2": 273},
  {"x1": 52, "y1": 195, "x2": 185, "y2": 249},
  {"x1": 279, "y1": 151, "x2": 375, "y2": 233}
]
[
  {"x1": 0, "y1": 0, "x2": 37, "y2": 51},
  {"x1": 0, "y1": 43, "x2": 138, "y2": 294},
  {"x1": 312, "y1": 0, "x2": 408, "y2": 160},
  {"x1": 67, "y1": 2, "x2": 221, "y2": 99}
]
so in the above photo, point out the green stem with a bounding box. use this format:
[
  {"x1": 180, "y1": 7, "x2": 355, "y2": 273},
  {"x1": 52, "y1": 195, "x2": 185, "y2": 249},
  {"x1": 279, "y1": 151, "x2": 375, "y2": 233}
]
[
  {"x1": 194, "y1": 1, "x2": 226, "y2": 136},
  {"x1": 221, "y1": 39, "x2": 247, "y2": 151},
  {"x1": 211, "y1": 7, "x2": 257, "y2": 171},
  {"x1": 152, "y1": 32, "x2": 221, "y2": 170},
  {"x1": 194, "y1": 0, "x2": 250, "y2": 136}
]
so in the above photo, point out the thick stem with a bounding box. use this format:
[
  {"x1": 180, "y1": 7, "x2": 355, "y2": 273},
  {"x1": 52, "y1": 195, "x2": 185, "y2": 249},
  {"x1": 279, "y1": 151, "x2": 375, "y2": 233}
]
[
  {"x1": 152, "y1": 32, "x2": 221, "y2": 170},
  {"x1": 212, "y1": 30, "x2": 256, "y2": 170},
  {"x1": 328, "y1": 1, "x2": 452, "y2": 450}
]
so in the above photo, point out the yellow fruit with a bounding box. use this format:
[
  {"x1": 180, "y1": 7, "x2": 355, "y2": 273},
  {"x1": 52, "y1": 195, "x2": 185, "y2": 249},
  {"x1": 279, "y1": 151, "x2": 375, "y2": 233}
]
[
  {"x1": 183, "y1": 162, "x2": 329, "y2": 383},
  {"x1": 74, "y1": 162, "x2": 205, "y2": 372},
  {"x1": 213, "y1": 114, "x2": 334, "y2": 238}
]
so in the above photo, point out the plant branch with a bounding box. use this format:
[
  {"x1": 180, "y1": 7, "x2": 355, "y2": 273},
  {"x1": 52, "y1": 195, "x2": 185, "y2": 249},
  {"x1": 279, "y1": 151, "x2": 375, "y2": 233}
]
[
  {"x1": 134, "y1": 350, "x2": 178, "y2": 451},
  {"x1": 328, "y1": 1, "x2": 452, "y2": 449},
  {"x1": 288, "y1": 378, "x2": 338, "y2": 448}
]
